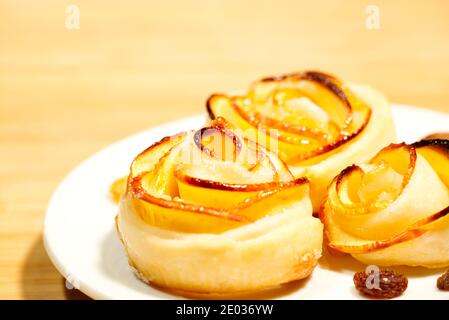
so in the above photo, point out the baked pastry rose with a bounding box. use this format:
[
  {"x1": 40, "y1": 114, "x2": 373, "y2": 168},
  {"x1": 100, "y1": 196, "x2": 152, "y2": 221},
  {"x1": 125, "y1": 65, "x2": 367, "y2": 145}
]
[
  {"x1": 207, "y1": 71, "x2": 396, "y2": 211},
  {"x1": 320, "y1": 139, "x2": 449, "y2": 268},
  {"x1": 116, "y1": 118, "x2": 323, "y2": 294}
]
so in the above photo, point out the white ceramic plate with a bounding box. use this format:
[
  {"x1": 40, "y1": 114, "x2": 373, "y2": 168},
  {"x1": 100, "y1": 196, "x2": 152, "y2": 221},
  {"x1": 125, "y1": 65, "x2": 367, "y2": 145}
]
[{"x1": 44, "y1": 105, "x2": 449, "y2": 300}]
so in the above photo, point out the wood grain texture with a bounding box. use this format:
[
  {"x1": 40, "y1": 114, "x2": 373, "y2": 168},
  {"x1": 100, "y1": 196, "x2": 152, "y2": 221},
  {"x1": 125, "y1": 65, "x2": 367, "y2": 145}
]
[{"x1": 0, "y1": 0, "x2": 448, "y2": 299}]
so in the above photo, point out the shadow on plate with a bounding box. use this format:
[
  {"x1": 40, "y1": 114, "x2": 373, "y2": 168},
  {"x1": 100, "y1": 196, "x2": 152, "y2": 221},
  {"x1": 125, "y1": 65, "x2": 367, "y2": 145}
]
[
  {"x1": 99, "y1": 227, "x2": 169, "y2": 298},
  {"x1": 21, "y1": 235, "x2": 90, "y2": 300},
  {"x1": 319, "y1": 246, "x2": 447, "y2": 278},
  {"x1": 166, "y1": 278, "x2": 311, "y2": 300}
]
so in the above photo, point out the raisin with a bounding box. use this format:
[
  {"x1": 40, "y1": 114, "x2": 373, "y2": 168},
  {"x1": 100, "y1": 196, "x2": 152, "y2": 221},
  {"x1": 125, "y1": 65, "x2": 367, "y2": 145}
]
[
  {"x1": 437, "y1": 270, "x2": 449, "y2": 291},
  {"x1": 353, "y1": 269, "x2": 408, "y2": 299}
]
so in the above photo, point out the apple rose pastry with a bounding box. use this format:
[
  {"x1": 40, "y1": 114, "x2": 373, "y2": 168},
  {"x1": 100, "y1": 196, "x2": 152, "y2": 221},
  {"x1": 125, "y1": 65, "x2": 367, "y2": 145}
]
[
  {"x1": 116, "y1": 118, "x2": 323, "y2": 294},
  {"x1": 321, "y1": 139, "x2": 449, "y2": 268},
  {"x1": 207, "y1": 71, "x2": 396, "y2": 211}
]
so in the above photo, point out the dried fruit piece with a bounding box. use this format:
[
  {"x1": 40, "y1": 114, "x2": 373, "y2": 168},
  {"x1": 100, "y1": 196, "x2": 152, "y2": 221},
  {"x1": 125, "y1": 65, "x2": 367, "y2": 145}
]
[
  {"x1": 437, "y1": 270, "x2": 449, "y2": 291},
  {"x1": 353, "y1": 269, "x2": 408, "y2": 299}
]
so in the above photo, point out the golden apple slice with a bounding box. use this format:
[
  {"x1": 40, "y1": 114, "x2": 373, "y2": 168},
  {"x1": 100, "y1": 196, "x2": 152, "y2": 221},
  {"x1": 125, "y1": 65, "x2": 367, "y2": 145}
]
[
  {"x1": 207, "y1": 71, "x2": 372, "y2": 165},
  {"x1": 175, "y1": 168, "x2": 259, "y2": 209},
  {"x1": 193, "y1": 119, "x2": 242, "y2": 162},
  {"x1": 147, "y1": 142, "x2": 184, "y2": 195},
  {"x1": 119, "y1": 118, "x2": 310, "y2": 234},
  {"x1": 116, "y1": 118, "x2": 323, "y2": 293},
  {"x1": 330, "y1": 144, "x2": 415, "y2": 215},
  {"x1": 130, "y1": 132, "x2": 187, "y2": 177},
  {"x1": 127, "y1": 170, "x2": 309, "y2": 233},
  {"x1": 325, "y1": 206, "x2": 449, "y2": 255},
  {"x1": 321, "y1": 139, "x2": 449, "y2": 267},
  {"x1": 254, "y1": 71, "x2": 352, "y2": 128},
  {"x1": 175, "y1": 166, "x2": 304, "y2": 210},
  {"x1": 122, "y1": 132, "x2": 249, "y2": 233},
  {"x1": 325, "y1": 145, "x2": 448, "y2": 240},
  {"x1": 235, "y1": 178, "x2": 309, "y2": 221},
  {"x1": 423, "y1": 133, "x2": 449, "y2": 140},
  {"x1": 124, "y1": 178, "x2": 247, "y2": 234},
  {"x1": 173, "y1": 121, "x2": 296, "y2": 209},
  {"x1": 353, "y1": 206, "x2": 449, "y2": 267},
  {"x1": 413, "y1": 139, "x2": 449, "y2": 188},
  {"x1": 206, "y1": 71, "x2": 396, "y2": 213}
]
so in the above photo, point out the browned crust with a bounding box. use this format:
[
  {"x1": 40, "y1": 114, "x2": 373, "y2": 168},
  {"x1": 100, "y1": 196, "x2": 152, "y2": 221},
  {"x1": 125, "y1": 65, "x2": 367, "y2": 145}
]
[
  {"x1": 175, "y1": 169, "x2": 308, "y2": 192},
  {"x1": 206, "y1": 94, "x2": 221, "y2": 121},
  {"x1": 412, "y1": 138, "x2": 449, "y2": 151}
]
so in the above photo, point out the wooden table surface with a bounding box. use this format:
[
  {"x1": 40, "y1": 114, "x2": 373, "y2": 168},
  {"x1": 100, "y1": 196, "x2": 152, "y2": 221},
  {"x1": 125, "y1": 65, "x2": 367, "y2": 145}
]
[{"x1": 1, "y1": 0, "x2": 448, "y2": 299}]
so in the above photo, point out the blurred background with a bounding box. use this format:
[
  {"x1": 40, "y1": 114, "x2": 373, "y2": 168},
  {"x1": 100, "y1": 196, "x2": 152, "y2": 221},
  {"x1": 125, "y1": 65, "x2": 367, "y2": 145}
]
[{"x1": 1, "y1": 0, "x2": 448, "y2": 299}]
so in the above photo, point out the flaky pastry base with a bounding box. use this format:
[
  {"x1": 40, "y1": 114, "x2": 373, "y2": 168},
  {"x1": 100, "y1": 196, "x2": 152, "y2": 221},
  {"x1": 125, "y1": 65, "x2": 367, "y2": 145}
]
[{"x1": 116, "y1": 195, "x2": 322, "y2": 294}]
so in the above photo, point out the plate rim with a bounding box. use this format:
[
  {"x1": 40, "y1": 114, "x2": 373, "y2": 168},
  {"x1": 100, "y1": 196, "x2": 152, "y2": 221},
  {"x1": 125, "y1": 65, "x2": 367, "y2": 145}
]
[{"x1": 43, "y1": 104, "x2": 449, "y2": 300}]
